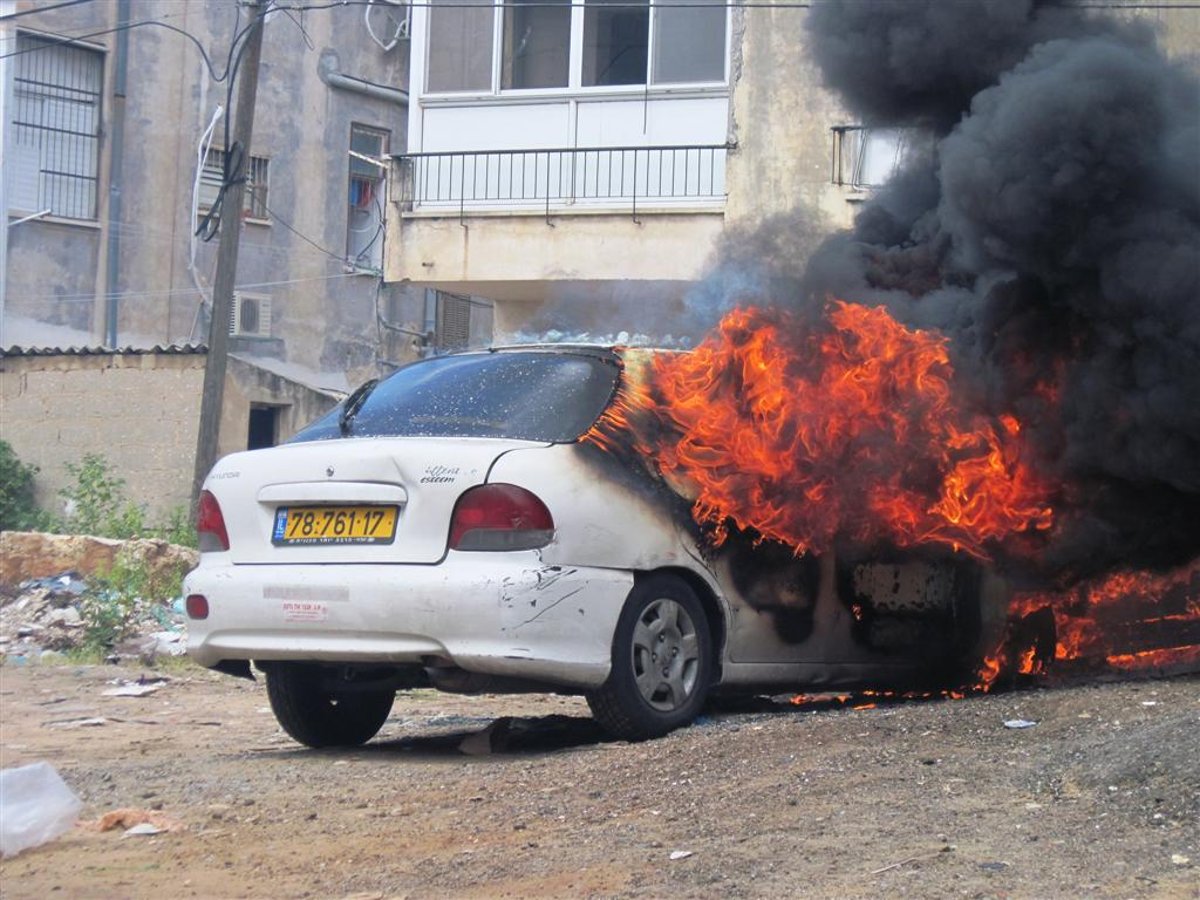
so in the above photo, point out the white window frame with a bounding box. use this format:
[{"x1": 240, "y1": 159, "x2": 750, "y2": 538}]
[
  {"x1": 832, "y1": 126, "x2": 912, "y2": 190},
  {"x1": 423, "y1": 0, "x2": 729, "y2": 99},
  {"x1": 346, "y1": 124, "x2": 389, "y2": 273}
]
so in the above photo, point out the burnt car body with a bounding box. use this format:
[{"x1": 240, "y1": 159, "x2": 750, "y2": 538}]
[{"x1": 184, "y1": 345, "x2": 1009, "y2": 747}]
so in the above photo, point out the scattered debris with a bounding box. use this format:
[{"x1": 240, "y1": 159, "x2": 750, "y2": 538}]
[
  {"x1": 0, "y1": 761, "x2": 83, "y2": 857},
  {"x1": 102, "y1": 677, "x2": 169, "y2": 698},
  {"x1": 91, "y1": 808, "x2": 184, "y2": 834},
  {"x1": 459, "y1": 718, "x2": 513, "y2": 755},
  {"x1": 870, "y1": 845, "x2": 955, "y2": 875},
  {"x1": 123, "y1": 823, "x2": 167, "y2": 837},
  {"x1": 46, "y1": 717, "x2": 108, "y2": 729},
  {"x1": 0, "y1": 567, "x2": 188, "y2": 663},
  {"x1": 669, "y1": 850, "x2": 694, "y2": 861},
  {"x1": 1171, "y1": 854, "x2": 1191, "y2": 866},
  {"x1": 1003, "y1": 719, "x2": 1038, "y2": 729}
]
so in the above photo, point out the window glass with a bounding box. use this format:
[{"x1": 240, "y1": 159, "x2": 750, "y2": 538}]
[
  {"x1": 502, "y1": 0, "x2": 571, "y2": 89},
  {"x1": 582, "y1": 0, "x2": 649, "y2": 87},
  {"x1": 427, "y1": 0, "x2": 494, "y2": 92},
  {"x1": 347, "y1": 126, "x2": 388, "y2": 270},
  {"x1": 291, "y1": 351, "x2": 621, "y2": 443},
  {"x1": 652, "y1": 0, "x2": 726, "y2": 84}
]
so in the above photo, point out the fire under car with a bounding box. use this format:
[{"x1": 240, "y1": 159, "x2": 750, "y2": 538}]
[{"x1": 184, "y1": 345, "x2": 1014, "y2": 747}]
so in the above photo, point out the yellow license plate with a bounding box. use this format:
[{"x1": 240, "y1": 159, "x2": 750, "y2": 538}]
[{"x1": 272, "y1": 505, "x2": 398, "y2": 545}]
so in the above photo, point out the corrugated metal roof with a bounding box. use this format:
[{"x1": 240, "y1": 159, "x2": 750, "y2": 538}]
[{"x1": 0, "y1": 343, "x2": 208, "y2": 357}]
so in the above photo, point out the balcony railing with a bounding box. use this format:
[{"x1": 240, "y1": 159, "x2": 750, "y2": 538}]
[{"x1": 395, "y1": 144, "x2": 729, "y2": 223}]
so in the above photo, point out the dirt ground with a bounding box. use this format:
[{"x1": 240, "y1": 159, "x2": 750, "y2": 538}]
[{"x1": 0, "y1": 662, "x2": 1196, "y2": 899}]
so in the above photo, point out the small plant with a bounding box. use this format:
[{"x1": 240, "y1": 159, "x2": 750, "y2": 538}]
[
  {"x1": 0, "y1": 440, "x2": 55, "y2": 532},
  {"x1": 153, "y1": 505, "x2": 198, "y2": 549},
  {"x1": 60, "y1": 454, "x2": 146, "y2": 539},
  {"x1": 79, "y1": 548, "x2": 188, "y2": 652}
]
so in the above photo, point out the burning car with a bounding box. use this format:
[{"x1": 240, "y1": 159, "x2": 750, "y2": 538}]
[{"x1": 185, "y1": 336, "x2": 1020, "y2": 748}]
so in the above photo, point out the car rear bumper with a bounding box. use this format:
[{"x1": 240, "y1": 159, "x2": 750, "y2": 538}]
[{"x1": 184, "y1": 552, "x2": 634, "y2": 689}]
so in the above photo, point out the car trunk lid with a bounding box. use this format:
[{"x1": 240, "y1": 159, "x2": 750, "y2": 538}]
[{"x1": 204, "y1": 436, "x2": 543, "y2": 564}]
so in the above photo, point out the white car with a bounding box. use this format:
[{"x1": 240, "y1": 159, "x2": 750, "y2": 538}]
[{"x1": 185, "y1": 346, "x2": 1012, "y2": 746}]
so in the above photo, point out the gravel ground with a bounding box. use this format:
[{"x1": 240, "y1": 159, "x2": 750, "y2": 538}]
[{"x1": 0, "y1": 662, "x2": 1196, "y2": 898}]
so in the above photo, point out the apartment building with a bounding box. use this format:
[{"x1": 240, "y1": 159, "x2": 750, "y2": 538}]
[
  {"x1": 0, "y1": 0, "x2": 439, "y2": 514},
  {"x1": 388, "y1": 1, "x2": 1199, "y2": 338}
]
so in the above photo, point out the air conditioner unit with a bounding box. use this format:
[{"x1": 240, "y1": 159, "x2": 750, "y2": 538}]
[{"x1": 230, "y1": 292, "x2": 272, "y2": 338}]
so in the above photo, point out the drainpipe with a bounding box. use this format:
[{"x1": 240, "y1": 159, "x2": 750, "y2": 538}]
[
  {"x1": 317, "y1": 50, "x2": 408, "y2": 106},
  {"x1": 103, "y1": 0, "x2": 130, "y2": 348}
]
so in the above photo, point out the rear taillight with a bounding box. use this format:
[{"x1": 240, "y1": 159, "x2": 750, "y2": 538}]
[
  {"x1": 448, "y1": 484, "x2": 554, "y2": 551},
  {"x1": 196, "y1": 490, "x2": 230, "y2": 552},
  {"x1": 185, "y1": 594, "x2": 209, "y2": 619}
]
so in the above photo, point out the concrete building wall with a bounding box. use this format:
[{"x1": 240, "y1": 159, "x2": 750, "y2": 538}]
[
  {"x1": 0, "y1": 349, "x2": 338, "y2": 521},
  {"x1": 725, "y1": 6, "x2": 856, "y2": 234},
  {"x1": 4, "y1": 0, "x2": 421, "y2": 378}
]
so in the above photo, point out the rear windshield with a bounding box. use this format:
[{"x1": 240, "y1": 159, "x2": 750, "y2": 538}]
[{"x1": 290, "y1": 350, "x2": 620, "y2": 443}]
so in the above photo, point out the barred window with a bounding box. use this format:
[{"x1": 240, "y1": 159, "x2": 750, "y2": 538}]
[
  {"x1": 199, "y1": 148, "x2": 270, "y2": 220},
  {"x1": 9, "y1": 33, "x2": 103, "y2": 220}
]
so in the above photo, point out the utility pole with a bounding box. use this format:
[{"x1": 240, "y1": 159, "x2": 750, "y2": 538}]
[{"x1": 190, "y1": 0, "x2": 266, "y2": 507}]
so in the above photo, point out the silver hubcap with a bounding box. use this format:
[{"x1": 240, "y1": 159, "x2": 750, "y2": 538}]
[{"x1": 631, "y1": 598, "x2": 700, "y2": 712}]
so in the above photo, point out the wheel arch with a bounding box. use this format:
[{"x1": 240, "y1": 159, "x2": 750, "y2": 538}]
[{"x1": 635, "y1": 566, "x2": 727, "y2": 682}]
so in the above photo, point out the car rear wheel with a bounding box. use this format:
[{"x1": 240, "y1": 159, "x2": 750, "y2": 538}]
[
  {"x1": 587, "y1": 574, "x2": 714, "y2": 741},
  {"x1": 265, "y1": 663, "x2": 395, "y2": 748}
]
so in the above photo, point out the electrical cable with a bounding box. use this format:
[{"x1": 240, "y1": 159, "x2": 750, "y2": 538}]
[
  {"x1": 0, "y1": 0, "x2": 97, "y2": 20},
  {"x1": 262, "y1": 202, "x2": 348, "y2": 264}
]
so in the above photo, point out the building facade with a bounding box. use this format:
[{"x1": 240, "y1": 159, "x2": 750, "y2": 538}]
[
  {"x1": 0, "y1": 0, "x2": 476, "y2": 514},
  {"x1": 387, "y1": 0, "x2": 1200, "y2": 338}
]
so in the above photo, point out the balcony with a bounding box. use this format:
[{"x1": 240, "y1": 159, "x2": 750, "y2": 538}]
[
  {"x1": 395, "y1": 144, "x2": 728, "y2": 222},
  {"x1": 388, "y1": 144, "x2": 729, "y2": 307}
]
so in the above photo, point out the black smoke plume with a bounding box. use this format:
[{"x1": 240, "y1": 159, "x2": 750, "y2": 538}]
[{"x1": 790, "y1": 0, "x2": 1200, "y2": 583}]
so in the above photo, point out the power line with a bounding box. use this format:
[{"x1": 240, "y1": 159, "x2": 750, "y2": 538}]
[
  {"x1": 262, "y1": 202, "x2": 347, "y2": 263},
  {"x1": 0, "y1": 9, "x2": 255, "y2": 82},
  {"x1": 0, "y1": 0, "x2": 97, "y2": 20}
]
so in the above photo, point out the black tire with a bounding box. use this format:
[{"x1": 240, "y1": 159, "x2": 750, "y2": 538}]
[
  {"x1": 587, "y1": 574, "x2": 714, "y2": 741},
  {"x1": 265, "y1": 663, "x2": 395, "y2": 748}
]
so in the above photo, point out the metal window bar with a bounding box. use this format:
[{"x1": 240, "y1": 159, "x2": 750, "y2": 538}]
[
  {"x1": 200, "y1": 148, "x2": 270, "y2": 219},
  {"x1": 396, "y1": 144, "x2": 728, "y2": 223},
  {"x1": 12, "y1": 33, "x2": 103, "y2": 220}
]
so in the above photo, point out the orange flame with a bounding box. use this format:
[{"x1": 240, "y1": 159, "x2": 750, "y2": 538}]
[
  {"x1": 592, "y1": 302, "x2": 1053, "y2": 559},
  {"x1": 976, "y1": 561, "x2": 1200, "y2": 689}
]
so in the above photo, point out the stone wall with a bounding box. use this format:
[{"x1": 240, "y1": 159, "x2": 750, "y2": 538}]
[
  {"x1": 0, "y1": 531, "x2": 198, "y2": 587},
  {"x1": 1, "y1": 351, "x2": 206, "y2": 519},
  {"x1": 0, "y1": 349, "x2": 339, "y2": 521}
]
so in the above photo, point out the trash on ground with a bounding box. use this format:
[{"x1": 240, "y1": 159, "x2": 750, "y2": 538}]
[
  {"x1": 0, "y1": 761, "x2": 83, "y2": 857},
  {"x1": 1003, "y1": 719, "x2": 1038, "y2": 729},
  {"x1": 91, "y1": 808, "x2": 183, "y2": 834},
  {"x1": 102, "y1": 681, "x2": 165, "y2": 698},
  {"x1": 46, "y1": 717, "x2": 108, "y2": 729},
  {"x1": 669, "y1": 850, "x2": 694, "y2": 861},
  {"x1": 123, "y1": 823, "x2": 166, "y2": 837}
]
